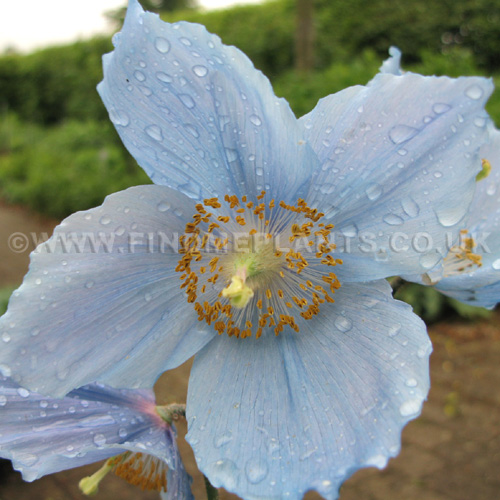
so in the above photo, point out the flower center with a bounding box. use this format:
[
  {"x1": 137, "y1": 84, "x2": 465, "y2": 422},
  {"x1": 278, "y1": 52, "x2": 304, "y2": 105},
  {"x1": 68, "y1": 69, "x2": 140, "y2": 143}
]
[
  {"x1": 79, "y1": 451, "x2": 167, "y2": 494},
  {"x1": 176, "y1": 191, "x2": 343, "y2": 339},
  {"x1": 443, "y1": 229, "x2": 483, "y2": 277}
]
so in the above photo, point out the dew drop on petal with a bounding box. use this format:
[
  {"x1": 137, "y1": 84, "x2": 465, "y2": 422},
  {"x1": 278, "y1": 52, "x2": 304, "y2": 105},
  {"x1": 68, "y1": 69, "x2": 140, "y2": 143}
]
[
  {"x1": 225, "y1": 148, "x2": 238, "y2": 162},
  {"x1": 474, "y1": 116, "x2": 486, "y2": 128},
  {"x1": 249, "y1": 114, "x2": 262, "y2": 126},
  {"x1": 388, "y1": 323, "x2": 401, "y2": 337},
  {"x1": 0, "y1": 395, "x2": 7, "y2": 406},
  {"x1": 156, "y1": 72, "x2": 173, "y2": 83},
  {"x1": 100, "y1": 215, "x2": 111, "y2": 226},
  {"x1": 419, "y1": 252, "x2": 441, "y2": 270},
  {"x1": 334, "y1": 315, "x2": 352, "y2": 333},
  {"x1": 399, "y1": 399, "x2": 421, "y2": 417},
  {"x1": 2, "y1": 332, "x2": 10, "y2": 343},
  {"x1": 154, "y1": 37, "x2": 171, "y2": 53},
  {"x1": 184, "y1": 124, "x2": 200, "y2": 138},
  {"x1": 405, "y1": 378, "x2": 418, "y2": 387},
  {"x1": 465, "y1": 84, "x2": 484, "y2": 100},
  {"x1": 383, "y1": 214, "x2": 404, "y2": 226},
  {"x1": 401, "y1": 198, "x2": 420, "y2": 218},
  {"x1": 145, "y1": 125, "x2": 163, "y2": 141},
  {"x1": 388, "y1": 125, "x2": 419, "y2": 145},
  {"x1": 157, "y1": 202, "x2": 170, "y2": 212},
  {"x1": 245, "y1": 458, "x2": 268, "y2": 484},
  {"x1": 214, "y1": 431, "x2": 233, "y2": 448},
  {"x1": 179, "y1": 94, "x2": 195, "y2": 109},
  {"x1": 435, "y1": 205, "x2": 466, "y2": 227},
  {"x1": 432, "y1": 103, "x2": 451, "y2": 114},
  {"x1": 17, "y1": 388, "x2": 30, "y2": 398},
  {"x1": 93, "y1": 434, "x2": 107, "y2": 446},
  {"x1": 192, "y1": 65, "x2": 208, "y2": 77},
  {"x1": 319, "y1": 184, "x2": 336, "y2": 195},
  {"x1": 134, "y1": 70, "x2": 146, "y2": 82},
  {"x1": 109, "y1": 109, "x2": 130, "y2": 127},
  {"x1": 119, "y1": 428, "x2": 128, "y2": 438},
  {"x1": 365, "y1": 183, "x2": 382, "y2": 201},
  {"x1": 492, "y1": 259, "x2": 500, "y2": 270}
]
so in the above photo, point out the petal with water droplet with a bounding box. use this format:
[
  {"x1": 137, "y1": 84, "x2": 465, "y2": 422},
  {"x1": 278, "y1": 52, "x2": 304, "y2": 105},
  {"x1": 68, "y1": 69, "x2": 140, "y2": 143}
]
[{"x1": 187, "y1": 280, "x2": 430, "y2": 500}]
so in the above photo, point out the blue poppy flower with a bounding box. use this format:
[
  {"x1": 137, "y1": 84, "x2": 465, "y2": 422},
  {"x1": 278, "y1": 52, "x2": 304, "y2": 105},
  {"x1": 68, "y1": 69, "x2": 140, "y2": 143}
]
[
  {"x1": 382, "y1": 48, "x2": 500, "y2": 309},
  {"x1": 422, "y1": 123, "x2": 500, "y2": 308},
  {"x1": 0, "y1": 0, "x2": 494, "y2": 497},
  {"x1": 0, "y1": 372, "x2": 192, "y2": 499}
]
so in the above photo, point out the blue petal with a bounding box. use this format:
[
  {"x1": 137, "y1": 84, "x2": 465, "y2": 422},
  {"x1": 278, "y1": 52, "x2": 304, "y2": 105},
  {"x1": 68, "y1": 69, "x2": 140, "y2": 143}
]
[
  {"x1": 300, "y1": 70, "x2": 493, "y2": 281},
  {"x1": 0, "y1": 185, "x2": 215, "y2": 397},
  {"x1": 433, "y1": 124, "x2": 500, "y2": 307},
  {"x1": 98, "y1": 0, "x2": 318, "y2": 203},
  {"x1": 379, "y1": 47, "x2": 402, "y2": 76},
  {"x1": 186, "y1": 280, "x2": 431, "y2": 500},
  {"x1": 0, "y1": 375, "x2": 180, "y2": 483}
]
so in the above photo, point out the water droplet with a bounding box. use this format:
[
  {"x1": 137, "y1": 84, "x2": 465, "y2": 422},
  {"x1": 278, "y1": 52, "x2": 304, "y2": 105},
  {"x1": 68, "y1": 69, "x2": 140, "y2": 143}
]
[
  {"x1": 405, "y1": 378, "x2": 418, "y2": 387},
  {"x1": 249, "y1": 114, "x2": 262, "y2": 126},
  {"x1": 93, "y1": 434, "x2": 107, "y2": 446},
  {"x1": 100, "y1": 215, "x2": 111, "y2": 226},
  {"x1": 17, "y1": 388, "x2": 30, "y2": 398},
  {"x1": 156, "y1": 72, "x2": 173, "y2": 83},
  {"x1": 399, "y1": 399, "x2": 421, "y2": 417},
  {"x1": 0, "y1": 395, "x2": 6, "y2": 406},
  {"x1": 145, "y1": 125, "x2": 163, "y2": 141},
  {"x1": 366, "y1": 455, "x2": 387, "y2": 468},
  {"x1": 433, "y1": 171, "x2": 443, "y2": 178},
  {"x1": 184, "y1": 124, "x2": 199, "y2": 138},
  {"x1": 388, "y1": 324, "x2": 401, "y2": 337},
  {"x1": 192, "y1": 65, "x2": 208, "y2": 77},
  {"x1": 474, "y1": 116, "x2": 486, "y2": 128},
  {"x1": 486, "y1": 184, "x2": 496, "y2": 196},
  {"x1": 432, "y1": 103, "x2": 451, "y2": 114},
  {"x1": 174, "y1": 208, "x2": 183, "y2": 217},
  {"x1": 207, "y1": 460, "x2": 238, "y2": 490},
  {"x1": 319, "y1": 184, "x2": 335, "y2": 195},
  {"x1": 383, "y1": 214, "x2": 404, "y2": 226},
  {"x1": 256, "y1": 167, "x2": 264, "y2": 176},
  {"x1": 119, "y1": 428, "x2": 128, "y2": 438},
  {"x1": 397, "y1": 148, "x2": 408, "y2": 156},
  {"x1": 85, "y1": 280, "x2": 95, "y2": 289},
  {"x1": 435, "y1": 205, "x2": 466, "y2": 227},
  {"x1": 401, "y1": 198, "x2": 420, "y2": 218},
  {"x1": 2, "y1": 332, "x2": 10, "y2": 343},
  {"x1": 133, "y1": 70, "x2": 146, "y2": 82},
  {"x1": 419, "y1": 252, "x2": 440, "y2": 270},
  {"x1": 245, "y1": 459, "x2": 268, "y2": 484},
  {"x1": 179, "y1": 94, "x2": 195, "y2": 109},
  {"x1": 214, "y1": 432, "x2": 233, "y2": 448},
  {"x1": 389, "y1": 125, "x2": 418, "y2": 144},
  {"x1": 157, "y1": 202, "x2": 170, "y2": 212},
  {"x1": 365, "y1": 183, "x2": 382, "y2": 201},
  {"x1": 154, "y1": 37, "x2": 171, "y2": 53},
  {"x1": 109, "y1": 109, "x2": 130, "y2": 127},
  {"x1": 465, "y1": 84, "x2": 483, "y2": 100},
  {"x1": 341, "y1": 224, "x2": 357, "y2": 237},
  {"x1": 225, "y1": 148, "x2": 238, "y2": 162},
  {"x1": 492, "y1": 259, "x2": 500, "y2": 270},
  {"x1": 334, "y1": 315, "x2": 352, "y2": 332},
  {"x1": 179, "y1": 37, "x2": 192, "y2": 46}
]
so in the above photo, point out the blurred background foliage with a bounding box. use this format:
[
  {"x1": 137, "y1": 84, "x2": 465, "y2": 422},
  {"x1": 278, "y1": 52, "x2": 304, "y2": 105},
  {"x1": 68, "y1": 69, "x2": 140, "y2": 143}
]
[{"x1": 0, "y1": 0, "x2": 499, "y2": 321}]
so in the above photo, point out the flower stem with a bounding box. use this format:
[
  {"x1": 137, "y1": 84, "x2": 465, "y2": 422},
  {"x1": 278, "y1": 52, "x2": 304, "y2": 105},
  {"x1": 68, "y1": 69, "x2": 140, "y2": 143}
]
[
  {"x1": 204, "y1": 475, "x2": 219, "y2": 500},
  {"x1": 155, "y1": 403, "x2": 186, "y2": 424}
]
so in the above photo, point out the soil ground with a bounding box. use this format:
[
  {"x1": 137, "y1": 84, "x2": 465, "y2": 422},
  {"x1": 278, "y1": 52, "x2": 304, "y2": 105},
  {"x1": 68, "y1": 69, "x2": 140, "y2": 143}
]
[{"x1": 0, "y1": 203, "x2": 498, "y2": 500}]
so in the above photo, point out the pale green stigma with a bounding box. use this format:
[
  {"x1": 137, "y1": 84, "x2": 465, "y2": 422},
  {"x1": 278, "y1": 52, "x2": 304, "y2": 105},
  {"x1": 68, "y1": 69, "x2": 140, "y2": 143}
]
[
  {"x1": 222, "y1": 266, "x2": 254, "y2": 308},
  {"x1": 79, "y1": 460, "x2": 114, "y2": 496},
  {"x1": 476, "y1": 158, "x2": 492, "y2": 181}
]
